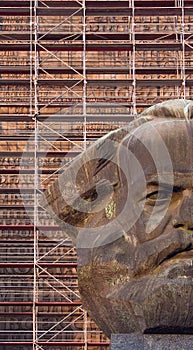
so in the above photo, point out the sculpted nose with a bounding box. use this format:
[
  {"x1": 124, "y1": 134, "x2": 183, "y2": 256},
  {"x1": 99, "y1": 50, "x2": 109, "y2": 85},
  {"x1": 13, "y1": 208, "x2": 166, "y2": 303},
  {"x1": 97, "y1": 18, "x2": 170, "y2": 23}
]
[{"x1": 173, "y1": 191, "x2": 193, "y2": 230}]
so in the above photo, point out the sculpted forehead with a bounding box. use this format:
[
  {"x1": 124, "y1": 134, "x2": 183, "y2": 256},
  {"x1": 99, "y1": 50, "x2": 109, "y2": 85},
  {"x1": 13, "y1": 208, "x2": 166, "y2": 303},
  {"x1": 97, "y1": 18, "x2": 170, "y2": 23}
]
[{"x1": 126, "y1": 119, "x2": 193, "y2": 180}]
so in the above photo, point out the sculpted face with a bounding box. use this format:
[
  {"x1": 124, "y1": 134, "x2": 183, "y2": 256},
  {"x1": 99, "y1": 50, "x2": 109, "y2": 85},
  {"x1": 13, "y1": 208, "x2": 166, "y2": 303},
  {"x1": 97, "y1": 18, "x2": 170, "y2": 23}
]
[
  {"x1": 76, "y1": 117, "x2": 193, "y2": 337},
  {"x1": 119, "y1": 119, "x2": 193, "y2": 277},
  {"x1": 42, "y1": 100, "x2": 193, "y2": 337}
]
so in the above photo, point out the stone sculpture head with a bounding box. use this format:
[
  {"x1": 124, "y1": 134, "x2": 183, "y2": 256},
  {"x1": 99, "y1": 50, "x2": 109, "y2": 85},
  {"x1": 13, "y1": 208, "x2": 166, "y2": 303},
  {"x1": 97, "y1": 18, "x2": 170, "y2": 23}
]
[{"x1": 42, "y1": 99, "x2": 193, "y2": 337}]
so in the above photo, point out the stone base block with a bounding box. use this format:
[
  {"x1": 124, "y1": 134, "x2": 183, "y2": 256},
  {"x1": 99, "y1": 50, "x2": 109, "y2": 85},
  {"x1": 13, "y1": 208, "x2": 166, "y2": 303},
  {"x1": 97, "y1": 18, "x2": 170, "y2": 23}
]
[{"x1": 111, "y1": 333, "x2": 193, "y2": 350}]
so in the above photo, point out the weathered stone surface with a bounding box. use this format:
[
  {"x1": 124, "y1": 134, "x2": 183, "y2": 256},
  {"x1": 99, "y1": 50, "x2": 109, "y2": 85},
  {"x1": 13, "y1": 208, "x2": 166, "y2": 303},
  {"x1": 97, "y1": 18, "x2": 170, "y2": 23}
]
[
  {"x1": 111, "y1": 334, "x2": 193, "y2": 350},
  {"x1": 111, "y1": 334, "x2": 144, "y2": 349},
  {"x1": 42, "y1": 99, "x2": 193, "y2": 338}
]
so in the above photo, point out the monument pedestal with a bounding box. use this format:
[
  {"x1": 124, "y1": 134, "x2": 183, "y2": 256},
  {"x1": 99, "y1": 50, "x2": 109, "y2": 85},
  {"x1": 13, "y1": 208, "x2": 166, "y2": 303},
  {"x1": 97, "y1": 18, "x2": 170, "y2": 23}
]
[{"x1": 111, "y1": 333, "x2": 193, "y2": 349}]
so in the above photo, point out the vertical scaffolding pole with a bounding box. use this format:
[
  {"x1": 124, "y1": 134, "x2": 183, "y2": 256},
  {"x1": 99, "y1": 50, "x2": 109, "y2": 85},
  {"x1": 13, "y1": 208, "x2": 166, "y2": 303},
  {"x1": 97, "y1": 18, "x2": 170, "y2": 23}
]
[
  {"x1": 83, "y1": 0, "x2": 87, "y2": 150},
  {"x1": 84, "y1": 308, "x2": 88, "y2": 350},
  {"x1": 182, "y1": 0, "x2": 186, "y2": 99},
  {"x1": 181, "y1": 0, "x2": 186, "y2": 99},
  {"x1": 131, "y1": 0, "x2": 137, "y2": 116},
  {"x1": 29, "y1": 0, "x2": 33, "y2": 117},
  {"x1": 33, "y1": 0, "x2": 39, "y2": 348},
  {"x1": 34, "y1": 0, "x2": 39, "y2": 119},
  {"x1": 82, "y1": 1, "x2": 88, "y2": 347}
]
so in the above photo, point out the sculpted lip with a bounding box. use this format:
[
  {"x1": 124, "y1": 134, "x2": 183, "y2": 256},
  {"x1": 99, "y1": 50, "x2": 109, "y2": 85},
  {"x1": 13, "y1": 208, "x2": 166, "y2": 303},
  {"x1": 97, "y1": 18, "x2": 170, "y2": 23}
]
[
  {"x1": 160, "y1": 229, "x2": 193, "y2": 264},
  {"x1": 160, "y1": 245, "x2": 193, "y2": 266},
  {"x1": 131, "y1": 228, "x2": 193, "y2": 278},
  {"x1": 156, "y1": 247, "x2": 193, "y2": 279}
]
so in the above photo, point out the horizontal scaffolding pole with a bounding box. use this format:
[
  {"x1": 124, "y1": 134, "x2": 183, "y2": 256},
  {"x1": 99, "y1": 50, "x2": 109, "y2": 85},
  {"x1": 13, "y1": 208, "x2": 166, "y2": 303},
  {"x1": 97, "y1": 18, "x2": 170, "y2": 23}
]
[
  {"x1": 0, "y1": 341, "x2": 109, "y2": 346},
  {"x1": 0, "y1": 0, "x2": 192, "y2": 8},
  {"x1": 0, "y1": 3, "x2": 193, "y2": 16},
  {"x1": 0, "y1": 42, "x2": 188, "y2": 51},
  {"x1": 0, "y1": 301, "x2": 82, "y2": 306},
  {"x1": 0, "y1": 262, "x2": 77, "y2": 267},
  {"x1": 0, "y1": 78, "x2": 189, "y2": 86},
  {"x1": 0, "y1": 66, "x2": 189, "y2": 75},
  {"x1": 0, "y1": 151, "x2": 78, "y2": 157},
  {"x1": 0, "y1": 32, "x2": 191, "y2": 41}
]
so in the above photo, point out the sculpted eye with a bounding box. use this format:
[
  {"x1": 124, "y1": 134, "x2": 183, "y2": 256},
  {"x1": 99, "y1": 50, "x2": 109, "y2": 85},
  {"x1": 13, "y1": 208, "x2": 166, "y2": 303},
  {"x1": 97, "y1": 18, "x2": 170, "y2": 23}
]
[
  {"x1": 144, "y1": 185, "x2": 182, "y2": 206},
  {"x1": 146, "y1": 190, "x2": 171, "y2": 203}
]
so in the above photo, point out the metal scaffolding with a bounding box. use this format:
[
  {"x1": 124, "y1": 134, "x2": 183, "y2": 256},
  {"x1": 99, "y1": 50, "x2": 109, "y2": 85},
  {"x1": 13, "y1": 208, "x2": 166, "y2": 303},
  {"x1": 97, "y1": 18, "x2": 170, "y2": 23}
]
[{"x1": 0, "y1": 0, "x2": 193, "y2": 349}]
